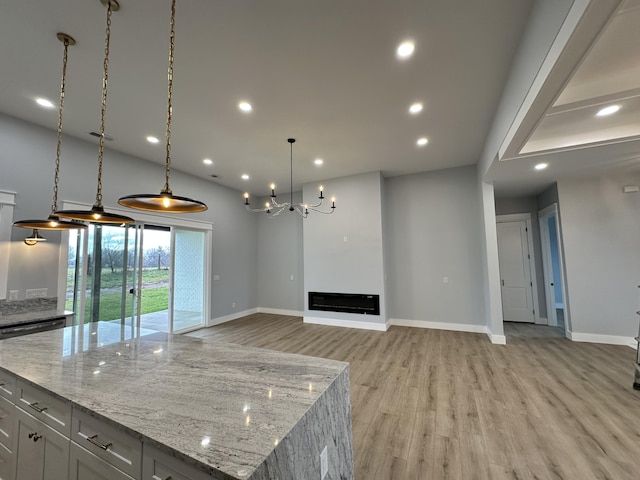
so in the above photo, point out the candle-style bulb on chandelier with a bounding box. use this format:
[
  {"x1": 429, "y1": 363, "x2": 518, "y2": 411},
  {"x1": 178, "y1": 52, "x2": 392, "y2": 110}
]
[
  {"x1": 13, "y1": 33, "x2": 87, "y2": 234},
  {"x1": 243, "y1": 138, "x2": 336, "y2": 218},
  {"x1": 118, "y1": 0, "x2": 207, "y2": 213},
  {"x1": 55, "y1": 0, "x2": 134, "y2": 225}
]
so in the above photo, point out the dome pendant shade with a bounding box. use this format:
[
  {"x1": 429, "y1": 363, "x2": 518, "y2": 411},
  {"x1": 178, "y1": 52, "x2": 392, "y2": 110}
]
[
  {"x1": 55, "y1": 204, "x2": 133, "y2": 225},
  {"x1": 118, "y1": 190, "x2": 207, "y2": 213},
  {"x1": 14, "y1": 214, "x2": 86, "y2": 231},
  {"x1": 118, "y1": 0, "x2": 207, "y2": 214},
  {"x1": 24, "y1": 229, "x2": 47, "y2": 246}
]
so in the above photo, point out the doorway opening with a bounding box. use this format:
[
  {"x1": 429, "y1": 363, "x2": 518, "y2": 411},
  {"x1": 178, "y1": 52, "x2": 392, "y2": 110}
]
[{"x1": 539, "y1": 204, "x2": 568, "y2": 334}]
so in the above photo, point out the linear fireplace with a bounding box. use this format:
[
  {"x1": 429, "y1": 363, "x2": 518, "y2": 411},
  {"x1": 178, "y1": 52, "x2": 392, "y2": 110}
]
[{"x1": 308, "y1": 292, "x2": 380, "y2": 316}]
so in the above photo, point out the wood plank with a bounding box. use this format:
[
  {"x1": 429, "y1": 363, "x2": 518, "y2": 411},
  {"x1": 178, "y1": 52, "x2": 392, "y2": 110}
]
[{"x1": 188, "y1": 315, "x2": 640, "y2": 480}]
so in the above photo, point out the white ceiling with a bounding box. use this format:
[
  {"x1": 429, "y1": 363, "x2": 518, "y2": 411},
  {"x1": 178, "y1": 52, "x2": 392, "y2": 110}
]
[
  {"x1": 0, "y1": 0, "x2": 534, "y2": 197},
  {"x1": 492, "y1": 0, "x2": 640, "y2": 197}
]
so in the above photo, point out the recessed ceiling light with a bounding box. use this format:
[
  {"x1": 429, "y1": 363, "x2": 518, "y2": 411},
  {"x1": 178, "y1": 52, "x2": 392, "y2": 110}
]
[
  {"x1": 534, "y1": 163, "x2": 548, "y2": 170},
  {"x1": 36, "y1": 98, "x2": 55, "y2": 108},
  {"x1": 203, "y1": 158, "x2": 213, "y2": 165},
  {"x1": 416, "y1": 137, "x2": 428, "y2": 146},
  {"x1": 238, "y1": 102, "x2": 252, "y2": 113},
  {"x1": 146, "y1": 136, "x2": 160, "y2": 144},
  {"x1": 596, "y1": 105, "x2": 620, "y2": 117},
  {"x1": 241, "y1": 174, "x2": 250, "y2": 180},
  {"x1": 314, "y1": 158, "x2": 324, "y2": 166},
  {"x1": 396, "y1": 41, "x2": 415, "y2": 59},
  {"x1": 409, "y1": 103, "x2": 423, "y2": 114}
]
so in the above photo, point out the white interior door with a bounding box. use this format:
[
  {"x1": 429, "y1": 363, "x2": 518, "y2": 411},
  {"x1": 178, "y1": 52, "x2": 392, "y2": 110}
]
[{"x1": 497, "y1": 221, "x2": 535, "y2": 323}]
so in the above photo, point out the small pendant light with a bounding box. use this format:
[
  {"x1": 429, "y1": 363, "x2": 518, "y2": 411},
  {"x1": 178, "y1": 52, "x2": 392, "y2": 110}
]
[
  {"x1": 118, "y1": 0, "x2": 207, "y2": 213},
  {"x1": 56, "y1": 0, "x2": 134, "y2": 225},
  {"x1": 24, "y1": 229, "x2": 47, "y2": 246},
  {"x1": 13, "y1": 33, "x2": 87, "y2": 232}
]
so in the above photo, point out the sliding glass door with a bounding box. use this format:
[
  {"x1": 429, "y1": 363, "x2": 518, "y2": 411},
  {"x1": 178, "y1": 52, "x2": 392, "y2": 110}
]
[{"x1": 66, "y1": 222, "x2": 208, "y2": 333}]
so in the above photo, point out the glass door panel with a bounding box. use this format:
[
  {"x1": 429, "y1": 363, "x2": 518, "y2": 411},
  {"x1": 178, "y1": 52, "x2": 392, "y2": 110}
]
[
  {"x1": 172, "y1": 229, "x2": 206, "y2": 332},
  {"x1": 138, "y1": 225, "x2": 171, "y2": 332}
]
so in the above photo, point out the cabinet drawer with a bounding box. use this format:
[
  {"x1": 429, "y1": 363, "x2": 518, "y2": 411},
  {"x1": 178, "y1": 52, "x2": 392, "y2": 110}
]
[
  {"x1": 0, "y1": 371, "x2": 16, "y2": 401},
  {"x1": 70, "y1": 442, "x2": 135, "y2": 480},
  {"x1": 143, "y1": 443, "x2": 211, "y2": 480},
  {"x1": 0, "y1": 396, "x2": 16, "y2": 452},
  {"x1": 72, "y1": 409, "x2": 141, "y2": 479},
  {"x1": 16, "y1": 380, "x2": 71, "y2": 437},
  {"x1": 0, "y1": 441, "x2": 15, "y2": 480}
]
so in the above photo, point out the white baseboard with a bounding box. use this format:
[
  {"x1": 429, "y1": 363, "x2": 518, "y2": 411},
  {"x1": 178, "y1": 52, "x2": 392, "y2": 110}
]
[
  {"x1": 535, "y1": 316, "x2": 548, "y2": 326},
  {"x1": 257, "y1": 308, "x2": 303, "y2": 317},
  {"x1": 304, "y1": 316, "x2": 389, "y2": 331},
  {"x1": 567, "y1": 329, "x2": 636, "y2": 348},
  {"x1": 208, "y1": 308, "x2": 258, "y2": 327},
  {"x1": 391, "y1": 318, "x2": 487, "y2": 334},
  {"x1": 487, "y1": 330, "x2": 507, "y2": 345}
]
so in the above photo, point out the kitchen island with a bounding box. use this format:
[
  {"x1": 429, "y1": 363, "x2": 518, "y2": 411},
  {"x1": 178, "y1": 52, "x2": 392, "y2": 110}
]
[{"x1": 0, "y1": 322, "x2": 354, "y2": 479}]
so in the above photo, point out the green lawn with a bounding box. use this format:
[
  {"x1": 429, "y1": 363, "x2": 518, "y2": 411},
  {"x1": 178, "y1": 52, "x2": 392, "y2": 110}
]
[
  {"x1": 66, "y1": 286, "x2": 169, "y2": 322},
  {"x1": 67, "y1": 267, "x2": 170, "y2": 289}
]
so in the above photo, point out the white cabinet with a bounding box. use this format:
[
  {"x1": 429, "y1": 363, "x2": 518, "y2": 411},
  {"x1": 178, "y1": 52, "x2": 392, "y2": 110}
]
[
  {"x1": 0, "y1": 395, "x2": 16, "y2": 480},
  {"x1": 1, "y1": 371, "x2": 211, "y2": 480},
  {"x1": 16, "y1": 379, "x2": 72, "y2": 436},
  {"x1": 142, "y1": 444, "x2": 211, "y2": 480},
  {"x1": 71, "y1": 408, "x2": 142, "y2": 478},
  {"x1": 14, "y1": 406, "x2": 69, "y2": 480},
  {"x1": 69, "y1": 442, "x2": 135, "y2": 480}
]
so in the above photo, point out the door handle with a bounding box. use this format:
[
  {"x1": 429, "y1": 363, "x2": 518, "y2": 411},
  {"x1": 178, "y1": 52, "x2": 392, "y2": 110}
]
[
  {"x1": 501, "y1": 279, "x2": 505, "y2": 286},
  {"x1": 129, "y1": 288, "x2": 135, "y2": 295},
  {"x1": 550, "y1": 283, "x2": 554, "y2": 286}
]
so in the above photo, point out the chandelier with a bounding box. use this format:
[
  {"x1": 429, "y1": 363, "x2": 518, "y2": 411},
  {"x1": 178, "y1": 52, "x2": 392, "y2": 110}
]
[{"x1": 243, "y1": 138, "x2": 336, "y2": 218}]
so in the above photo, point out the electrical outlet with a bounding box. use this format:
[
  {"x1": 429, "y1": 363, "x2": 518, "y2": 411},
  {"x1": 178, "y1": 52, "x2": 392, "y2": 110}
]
[
  {"x1": 232, "y1": 302, "x2": 236, "y2": 309},
  {"x1": 26, "y1": 288, "x2": 48, "y2": 299},
  {"x1": 213, "y1": 274, "x2": 220, "y2": 281},
  {"x1": 9, "y1": 290, "x2": 19, "y2": 301},
  {"x1": 443, "y1": 277, "x2": 449, "y2": 284},
  {"x1": 320, "y1": 446, "x2": 328, "y2": 479},
  {"x1": 290, "y1": 275, "x2": 294, "y2": 281}
]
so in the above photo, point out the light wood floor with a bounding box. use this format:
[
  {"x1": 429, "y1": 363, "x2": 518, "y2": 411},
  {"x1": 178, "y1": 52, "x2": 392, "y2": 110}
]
[{"x1": 188, "y1": 315, "x2": 640, "y2": 480}]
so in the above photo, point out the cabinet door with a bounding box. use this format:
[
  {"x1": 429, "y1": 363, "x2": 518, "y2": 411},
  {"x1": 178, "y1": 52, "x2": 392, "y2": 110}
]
[
  {"x1": 0, "y1": 442, "x2": 15, "y2": 480},
  {"x1": 15, "y1": 407, "x2": 69, "y2": 480},
  {"x1": 69, "y1": 442, "x2": 134, "y2": 480},
  {"x1": 143, "y1": 444, "x2": 210, "y2": 480}
]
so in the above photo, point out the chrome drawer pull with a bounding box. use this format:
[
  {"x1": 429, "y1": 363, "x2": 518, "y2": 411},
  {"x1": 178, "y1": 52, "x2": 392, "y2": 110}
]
[
  {"x1": 87, "y1": 434, "x2": 112, "y2": 450},
  {"x1": 28, "y1": 402, "x2": 48, "y2": 413},
  {"x1": 152, "y1": 475, "x2": 172, "y2": 480}
]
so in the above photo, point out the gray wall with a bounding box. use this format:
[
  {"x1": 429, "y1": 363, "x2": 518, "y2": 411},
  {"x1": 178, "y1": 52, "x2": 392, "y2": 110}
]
[
  {"x1": 257, "y1": 192, "x2": 304, "y2": 312},
  {"x1": 495, "y1": 195, "x2": 547, "y2": 319},
  {"x1": 385, "y1": 166, "x2": 485, "y2": 326},
  {"x1": 303, "y1": 171, "x2": 387, "y2": 326},
  {"x1": 0, "y1": 113, "x2": 259, "y2": 320},
  {"x1": 558, "y1": 174, "x2": 640, "y2": 337},
  {"x1": 537, "y1": 183, "x2": 559, "y2": 210}
]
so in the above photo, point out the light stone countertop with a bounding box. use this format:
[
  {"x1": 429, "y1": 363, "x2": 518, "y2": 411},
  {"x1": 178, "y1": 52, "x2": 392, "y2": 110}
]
[{"x1": 0, "y1": 321, "x2": 349, "y2": 479}]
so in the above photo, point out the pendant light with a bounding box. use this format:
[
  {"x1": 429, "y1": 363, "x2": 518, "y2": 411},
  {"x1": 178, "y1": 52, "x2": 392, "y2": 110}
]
[
  {"x1": 56, "y1": 0, "x2": 134, "y2": 225},
  {"x1": 13, "y1": 33, "x2": 87, "y2": 232},
  {"x1": 24, "y1": 229, "x2": 47, "y2": 246},
  {"x1": 118, "y1": 0, "x2": 207, "y2": 213}
]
